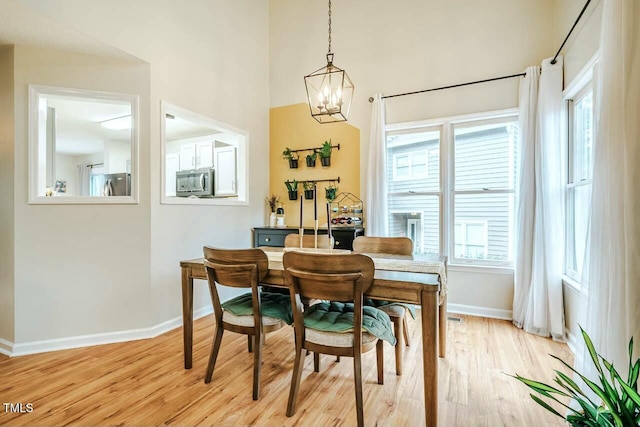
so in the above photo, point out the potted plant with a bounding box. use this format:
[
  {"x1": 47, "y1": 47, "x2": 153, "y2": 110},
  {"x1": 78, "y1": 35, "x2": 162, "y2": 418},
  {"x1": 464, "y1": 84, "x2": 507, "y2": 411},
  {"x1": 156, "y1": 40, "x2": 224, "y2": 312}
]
[
  {"x1": 325, "y1": 183, "x2": 338, "y2": 202},
  {"x1": 285, "y1": 180, "x2": 298, "y2": 200},
  {"x1": 319, "y1": 139, "x2": 332, "y2": 167},
  {"x1": 509, "y1": 327, "x2": 640, "y2": 426},
  {"x1": 265, "y1": 194, "x2": 279, "y2": 226},
  {"x1": 305, "y1": 150, "x2": 318, "y2": 168},
  {"x1": 283, "y1": 147, "x2": 299, "y2": 169},
  {"x1": 303, "y1": 181, "x2": 315, "y2": 200}
]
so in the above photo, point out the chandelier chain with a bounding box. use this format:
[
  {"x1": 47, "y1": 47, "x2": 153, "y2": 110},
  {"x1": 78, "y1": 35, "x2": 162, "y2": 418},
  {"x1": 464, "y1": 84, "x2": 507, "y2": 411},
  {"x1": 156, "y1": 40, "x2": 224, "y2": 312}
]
[{"x1": 327, "y1": 0, "x2": 332, "y2": 54}]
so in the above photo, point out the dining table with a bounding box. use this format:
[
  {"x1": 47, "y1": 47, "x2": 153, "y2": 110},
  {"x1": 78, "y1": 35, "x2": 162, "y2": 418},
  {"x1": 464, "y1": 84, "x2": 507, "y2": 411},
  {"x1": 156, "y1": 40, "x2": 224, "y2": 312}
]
[{"x1": 179, "y1": 247, "x2": 448, "y2": 427}]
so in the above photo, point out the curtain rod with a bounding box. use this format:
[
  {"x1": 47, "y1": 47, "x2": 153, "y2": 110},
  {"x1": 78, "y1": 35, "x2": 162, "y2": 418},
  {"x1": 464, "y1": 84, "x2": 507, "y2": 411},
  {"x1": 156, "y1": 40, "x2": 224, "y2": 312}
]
[
  {"x1": 368, "y1": 73, "x2": 525, "y2": 103},
  {"x1": 551, "y1": 0, "x2": 592, "y2": 64},
  {"x1": 369, "y1": 0, "x2": 592, "y2": 103}
]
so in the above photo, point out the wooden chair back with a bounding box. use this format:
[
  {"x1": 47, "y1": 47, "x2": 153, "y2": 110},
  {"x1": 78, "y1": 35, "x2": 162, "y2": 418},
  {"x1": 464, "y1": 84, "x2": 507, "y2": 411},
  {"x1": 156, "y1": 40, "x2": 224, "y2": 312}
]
[
  {"x1": 352, "y1": 236, "x2": 413, "y2": 255},
  {"x1": 203, "y1": 246, "x2": 269, "y2": 285},
  {"x1": 283, "y1": 252, "x2": 374, "y2": 302},
  {"x1": 284, "y1": 233, "x2": 334, "y2": 249},
  {"x1": 202, "y1": 246, "x2": 268, "y2": 325}
]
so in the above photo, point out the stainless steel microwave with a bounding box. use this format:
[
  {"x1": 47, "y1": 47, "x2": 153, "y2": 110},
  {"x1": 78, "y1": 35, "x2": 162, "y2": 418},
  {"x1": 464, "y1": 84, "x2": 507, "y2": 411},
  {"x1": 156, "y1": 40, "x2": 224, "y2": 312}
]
[{"x1": 176, "y1": 168, "x2": 214, "y2": 197}]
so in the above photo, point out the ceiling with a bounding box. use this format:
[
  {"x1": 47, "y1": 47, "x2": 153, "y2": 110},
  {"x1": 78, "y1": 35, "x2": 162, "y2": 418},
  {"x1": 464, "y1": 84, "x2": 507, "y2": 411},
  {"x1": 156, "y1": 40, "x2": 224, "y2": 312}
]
[{"x1": 46, "y1": 96, "x2": 131, "y2": 155}]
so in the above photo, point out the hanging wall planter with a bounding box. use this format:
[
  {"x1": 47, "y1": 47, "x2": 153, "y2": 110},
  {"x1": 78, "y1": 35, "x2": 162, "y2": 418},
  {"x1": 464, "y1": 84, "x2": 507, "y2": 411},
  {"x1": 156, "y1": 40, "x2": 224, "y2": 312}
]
[
  {"x1": 283, "y1": 147, "x2": 299, "y2": 169},
  {"x1": 305, "y1": 150, "x2": 317, "y2": 168},
  {"x1": 303, "y1": 181, "x2": 315, "y2": 200},
  {"x1": 325, "y1": 183, "x2": 338, "y2": 202},
  {"x1": 285, "y1": 180, "x2": 299, "y2": 200},
  {"x1": 319, "y1": 139, "x2": 332, "y2": 167}
]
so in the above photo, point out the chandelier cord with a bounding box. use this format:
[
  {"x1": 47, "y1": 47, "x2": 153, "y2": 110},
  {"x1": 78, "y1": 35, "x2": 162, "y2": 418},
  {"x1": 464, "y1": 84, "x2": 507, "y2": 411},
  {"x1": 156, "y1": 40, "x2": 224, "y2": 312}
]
[{"x1": 327, "y1": 0, "x2": 332, "y2": 55}]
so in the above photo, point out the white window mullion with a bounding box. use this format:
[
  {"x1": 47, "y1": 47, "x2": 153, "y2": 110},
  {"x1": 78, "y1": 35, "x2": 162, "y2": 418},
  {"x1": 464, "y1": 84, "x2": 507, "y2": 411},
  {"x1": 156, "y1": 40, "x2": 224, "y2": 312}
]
[{"x1": 442, "y1": 123, "x2": 451, "y2": 260}]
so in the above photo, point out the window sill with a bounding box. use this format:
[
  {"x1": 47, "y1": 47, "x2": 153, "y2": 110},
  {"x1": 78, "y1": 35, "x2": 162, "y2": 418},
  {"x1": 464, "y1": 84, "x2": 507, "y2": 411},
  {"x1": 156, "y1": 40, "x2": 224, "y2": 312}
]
[
  {"x1": 161, "y1": 196, "x2": 247, "y2": 206},
  {"x1": 562, "y1": 275, "x2": 585, "y2": 295},
  {"x1": 448, "y1": 263, "x2": 514, "y2": 275}
]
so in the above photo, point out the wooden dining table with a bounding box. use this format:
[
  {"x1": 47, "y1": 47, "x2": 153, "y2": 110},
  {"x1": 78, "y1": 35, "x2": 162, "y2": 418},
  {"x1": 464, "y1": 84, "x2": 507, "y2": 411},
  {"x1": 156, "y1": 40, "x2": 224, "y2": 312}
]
[{"x1": 179, "y1": 248, "x2": 447, "y2": 427}]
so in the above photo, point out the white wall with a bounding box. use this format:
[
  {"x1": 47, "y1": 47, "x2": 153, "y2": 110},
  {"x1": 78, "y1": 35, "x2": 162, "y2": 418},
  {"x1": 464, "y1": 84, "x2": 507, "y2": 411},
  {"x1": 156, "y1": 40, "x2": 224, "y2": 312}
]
[
  {"x1": 270, "y1": 0, "x2": 556, "y2": 317},
  {"x1": 0, "y1": 45, "x2": 15, "y2": 346},
  {"x1": 554, "y1": 0, "x2": 602, "y2": 88},
  {"x1": 6, "y1": 0, "x2": 270, "y2": 344},
  {"x1": 12, "y1": 45, "x2": 152, "y2": 343},
  {"x1": 104, "y1": 140, "x2": 130, "y2": 174}
]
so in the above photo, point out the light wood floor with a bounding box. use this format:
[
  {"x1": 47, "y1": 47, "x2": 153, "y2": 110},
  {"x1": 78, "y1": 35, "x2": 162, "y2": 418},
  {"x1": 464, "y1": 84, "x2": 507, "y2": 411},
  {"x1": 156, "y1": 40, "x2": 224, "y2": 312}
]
[{"x1": 0, "y1": 314, "x2": 573, "y2": 427}]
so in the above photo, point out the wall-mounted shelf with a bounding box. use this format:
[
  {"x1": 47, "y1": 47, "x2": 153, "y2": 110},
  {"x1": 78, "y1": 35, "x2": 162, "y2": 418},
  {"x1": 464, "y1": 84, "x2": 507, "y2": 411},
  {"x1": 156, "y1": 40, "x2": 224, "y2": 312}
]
[
  {"x1": 303, "y1": 177, "x2": 340, "y2": 185},
  {"x1": 289, "y1": 143, "x2": 340, "y2": 154}
]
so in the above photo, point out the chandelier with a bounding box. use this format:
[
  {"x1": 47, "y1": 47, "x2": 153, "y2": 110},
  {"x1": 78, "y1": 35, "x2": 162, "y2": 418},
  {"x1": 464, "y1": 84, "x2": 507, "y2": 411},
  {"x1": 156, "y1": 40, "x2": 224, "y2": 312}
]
[{"x1": 304, "y1": 0, "x2": 354, "y2": 124}]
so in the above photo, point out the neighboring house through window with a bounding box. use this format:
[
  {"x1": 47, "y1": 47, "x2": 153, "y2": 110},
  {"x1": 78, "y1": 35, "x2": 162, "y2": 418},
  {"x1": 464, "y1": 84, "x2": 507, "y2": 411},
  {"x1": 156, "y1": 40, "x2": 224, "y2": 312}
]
[{"x1": 393, "y1": 150, "x2": 428, "y2": 181}]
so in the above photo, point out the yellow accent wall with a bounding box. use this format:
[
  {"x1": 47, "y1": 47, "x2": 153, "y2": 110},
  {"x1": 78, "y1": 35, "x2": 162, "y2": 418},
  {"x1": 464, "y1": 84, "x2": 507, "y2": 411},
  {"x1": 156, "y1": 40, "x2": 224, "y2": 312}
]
[{"x1": 269, "y1": 103, "x2": 360, "y2": 228}]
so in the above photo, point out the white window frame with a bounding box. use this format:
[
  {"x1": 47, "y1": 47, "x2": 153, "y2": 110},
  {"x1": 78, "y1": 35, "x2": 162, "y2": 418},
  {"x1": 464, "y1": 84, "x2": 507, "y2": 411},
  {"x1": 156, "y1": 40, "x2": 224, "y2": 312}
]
[
  {"x1": 562, "y1": 53, "x2": 598, "y2": 289},
  {"x1": 565, "y1": 82, "x2": 594, "y2": 284},
  {"x1": 385, "y1": 108, "x2": 518, "y2": 269},
  {"x1": 392, "y1": 150, "x2": 428, "y2": 181}
]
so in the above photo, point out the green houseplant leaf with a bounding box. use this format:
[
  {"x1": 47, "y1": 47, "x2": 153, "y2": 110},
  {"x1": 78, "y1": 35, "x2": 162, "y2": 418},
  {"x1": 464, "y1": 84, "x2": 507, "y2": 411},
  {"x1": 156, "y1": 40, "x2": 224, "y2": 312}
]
[
  {"x1": 319, "y1": 139, "x2": 332, "y2": 158},
  {"x1": 284, "y1": 180, "x2": 298, "y2": 192},
  {"x1": 509, "y1": 327, "x2": 639, "y2": 427}
]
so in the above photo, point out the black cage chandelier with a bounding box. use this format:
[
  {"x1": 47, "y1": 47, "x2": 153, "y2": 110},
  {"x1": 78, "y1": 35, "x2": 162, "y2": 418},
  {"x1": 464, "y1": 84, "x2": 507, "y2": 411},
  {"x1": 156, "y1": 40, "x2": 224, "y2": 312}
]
[{"x1": 304, "y1": 0, "x2": 354, "y2": 124}]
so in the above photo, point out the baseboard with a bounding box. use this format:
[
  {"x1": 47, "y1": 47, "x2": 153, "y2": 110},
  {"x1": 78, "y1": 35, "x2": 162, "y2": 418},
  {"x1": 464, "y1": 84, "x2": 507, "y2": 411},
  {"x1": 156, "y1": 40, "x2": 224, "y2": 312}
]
[
  {"x1": 0, "y1": 337, "x2": 14, "y2": 356},
  {"x1": 447, "y1": 303, "x2": 512, "y2": 320},
  {"x1": 8, "y1": 305, "x2": 214, "y2": 357},
  {"x1": 148, "y1": 305, "x2": 213, "y2": 337}
]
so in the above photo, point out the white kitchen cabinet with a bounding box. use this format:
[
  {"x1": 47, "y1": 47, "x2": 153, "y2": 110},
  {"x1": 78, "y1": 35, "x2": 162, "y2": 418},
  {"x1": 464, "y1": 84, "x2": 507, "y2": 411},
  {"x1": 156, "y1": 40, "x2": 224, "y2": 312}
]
[
  {"x1": 179, "y1": 141, "x2": 213, "y2": 170},
  {"x1": 215, "y1": 146, "x2": 237, "y2": 196}
]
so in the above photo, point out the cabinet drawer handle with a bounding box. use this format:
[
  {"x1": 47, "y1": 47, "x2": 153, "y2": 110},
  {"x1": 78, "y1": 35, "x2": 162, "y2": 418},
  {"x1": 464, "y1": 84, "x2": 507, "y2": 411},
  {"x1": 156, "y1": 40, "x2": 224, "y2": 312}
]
[
  {"x1": 335, "y1": 241, "x2": 340, "y2": 246},
  {"x1": 265, "y1": 237, "x2": 271, "y2": 242}
]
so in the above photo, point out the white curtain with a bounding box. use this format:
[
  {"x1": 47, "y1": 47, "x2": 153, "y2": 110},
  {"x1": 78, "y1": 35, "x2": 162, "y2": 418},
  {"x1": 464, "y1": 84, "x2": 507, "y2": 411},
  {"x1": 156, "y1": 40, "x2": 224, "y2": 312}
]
[
  {"x1": 575, "y1": 0, "x2": 640, "y2": 380},
  {"x1": 77, "y1": 164, "x2": 91, "y2": 197},
  {"x1": 513, "y1": 66, "x2": 539, "y2": 332},
  {"x1": 513, "y1": 58, "x2": 566, "y2": 341},
  {"x1": 365, "y1": 94, "x2": 389, "y2": 237}
]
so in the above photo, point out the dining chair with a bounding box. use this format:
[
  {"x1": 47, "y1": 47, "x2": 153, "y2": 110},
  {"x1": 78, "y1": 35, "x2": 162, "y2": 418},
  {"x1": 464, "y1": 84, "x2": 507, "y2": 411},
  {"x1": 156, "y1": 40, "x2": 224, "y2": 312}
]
[
  {"x1": 283, "y1": 251, "x2": 394, "y2": 427},
  {"x1": 352, "y1": 236, "x2": 413, "y2": 375},
  {"x1": 202, "y1": 246, "x2": 292, "y2": 400},
  {"x1": 284, "y1": 233, "x2": 334, "y2": 249}
]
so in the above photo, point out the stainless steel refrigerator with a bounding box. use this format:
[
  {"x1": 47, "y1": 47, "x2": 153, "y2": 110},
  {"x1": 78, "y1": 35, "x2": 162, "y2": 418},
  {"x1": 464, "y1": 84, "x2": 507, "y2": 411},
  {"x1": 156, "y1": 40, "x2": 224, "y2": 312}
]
[{"x1": 103, "y1": 173, "x2": 131, "y2": 196}]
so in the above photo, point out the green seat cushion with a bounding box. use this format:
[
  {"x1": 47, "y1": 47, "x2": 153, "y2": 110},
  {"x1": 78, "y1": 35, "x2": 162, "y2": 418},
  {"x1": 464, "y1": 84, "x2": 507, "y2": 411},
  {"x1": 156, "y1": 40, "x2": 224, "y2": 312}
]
[
  {"x1": 303, "y1": 301, "x2": 397, "y2": 345},
  {"x1": 222, "y1": 291, "x2": 293, "y2": 325},
  {"x1": 365, "y1": 299, "x2": 416, "y2": 319}
]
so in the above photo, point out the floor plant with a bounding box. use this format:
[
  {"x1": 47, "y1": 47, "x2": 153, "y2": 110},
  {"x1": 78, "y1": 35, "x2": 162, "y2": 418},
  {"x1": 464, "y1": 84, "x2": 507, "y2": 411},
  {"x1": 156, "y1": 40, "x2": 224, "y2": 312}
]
[{"x1": 510, "y1": 327, "x2": 640, "y2": 427}]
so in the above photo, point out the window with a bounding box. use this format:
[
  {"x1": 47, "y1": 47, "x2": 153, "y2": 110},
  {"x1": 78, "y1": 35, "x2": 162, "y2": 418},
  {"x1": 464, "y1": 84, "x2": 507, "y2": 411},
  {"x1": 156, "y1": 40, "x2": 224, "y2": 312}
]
[
  {"x1": 386, "y1": 128, "x2": 441, "y2": 256},
  {"x1": 160, "y1": 101, "x2": 248, "y2": 205},
  {"x1": 385, "y1": 112, "x2": 518, "y2": 266},
  {"x1": 566, "y1": 86, "x2": 593, "y2": 282},
  {"x1": 452, "y1": 119, "x2": 518, "y2": 263},
  {"x1": 393, "y1": 150, "x2": 428, "y2": 181},
  {"x1": 28, "y1": 85, "x2": 139, "y2": 204}
]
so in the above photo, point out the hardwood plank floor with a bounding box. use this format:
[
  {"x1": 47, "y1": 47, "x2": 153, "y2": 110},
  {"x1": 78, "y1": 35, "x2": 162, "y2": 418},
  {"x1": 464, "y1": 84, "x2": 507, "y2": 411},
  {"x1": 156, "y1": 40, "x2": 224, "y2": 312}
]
[{"x1": 0, "y1": 314, "x2": 573, "y2": 426}]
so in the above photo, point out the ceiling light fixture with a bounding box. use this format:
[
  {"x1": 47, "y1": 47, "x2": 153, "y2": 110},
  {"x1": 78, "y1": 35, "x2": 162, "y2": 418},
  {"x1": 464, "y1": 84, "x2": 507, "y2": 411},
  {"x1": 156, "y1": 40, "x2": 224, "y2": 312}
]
[
  {"x1": 304, "y1": 0, "x2": 354, "y2": 124},
  {"x1": 100, "y1": 115, "x2": 131, "y2": 130}
]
